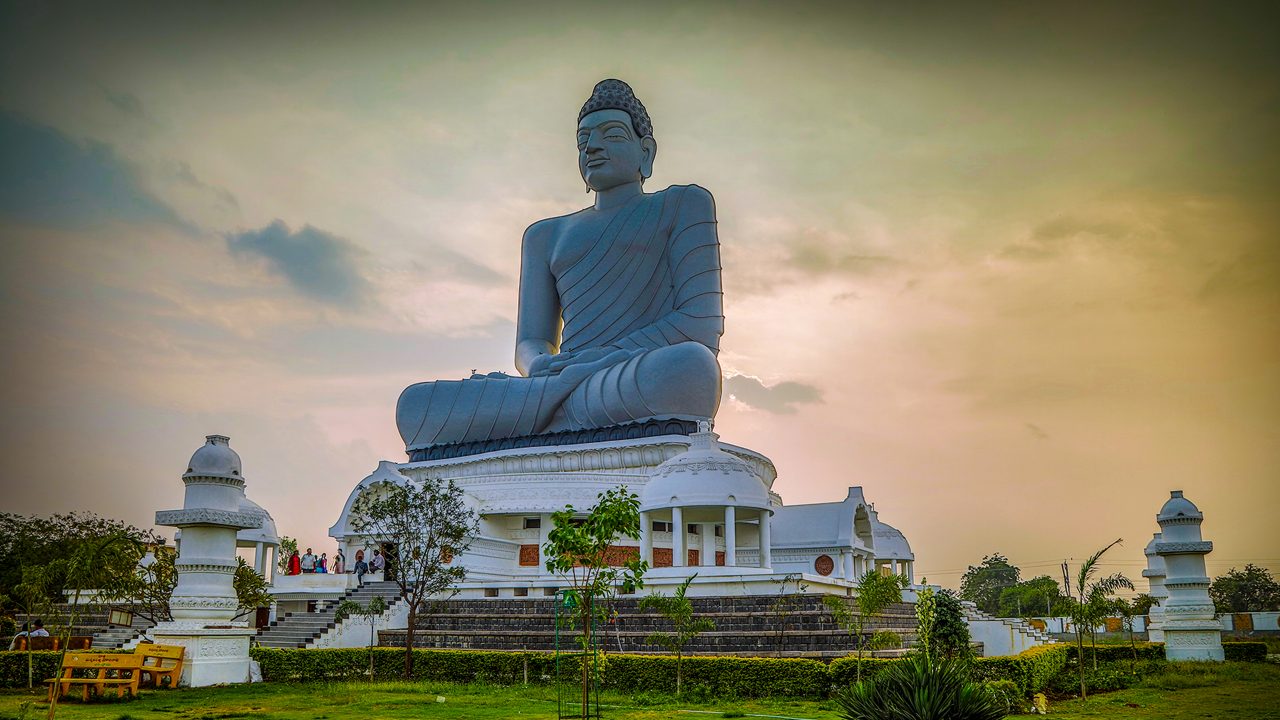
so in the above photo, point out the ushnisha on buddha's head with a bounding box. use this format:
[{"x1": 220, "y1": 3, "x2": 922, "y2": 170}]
[{"x1": 577, "y1": 79, "x2": 657, "y2": 193}]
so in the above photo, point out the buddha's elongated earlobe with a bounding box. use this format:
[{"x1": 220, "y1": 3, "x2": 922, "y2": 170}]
[{"x1": 585, "y1": 183, "x2": 592, "y2": 194}]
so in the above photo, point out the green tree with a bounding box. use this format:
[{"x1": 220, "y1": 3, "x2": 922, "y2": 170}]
[
  {"x1": 336, "y1": 595, "x2": 389, "y2": 681},
  {"x1": 9, "y1": 571, "x2": 54, "y2": 689},
  {"x1": 928, "y1": 589, "x2": 972, "y2": 662},
  {"x1": 997, "y1": 575, "x2": 1066, "y2": 618},
  {"x1": 1064, "y1": 538, "x2": 1134, "y2": 698},
  {"x1": 544, "y1": 487, "x2": 647, "y2": 719},
  {"x1": 769, "y1": 573, "x2": 809, "y2": 657},
  {"x1": 638, "y1": 574, "x2": 713, "y2": 696},
  {"x1": 0, "y1": 512, "x2": 165, "y2": 610},
  {"x1": 824, "y1": 571, "x2": 907, "y2": 683},
  {"x1": 1130, "y1": 593, "x2": 1157, "y2": 617},
  {"x1": 959, "y1": 553, "x2": 1020, "y2": 616},
  {"x1": 276, "y1": 536, "x2": 298, "y2": 575},
  {"x1": 349, "y1": 477, "x2": 479, "y2": 679},
  {"x1": 1210, "y1": 564, "x2": 1280, "y2": 613},
  {"x1": 43, "y1": 530, "x2": 144, "y2": 719}
]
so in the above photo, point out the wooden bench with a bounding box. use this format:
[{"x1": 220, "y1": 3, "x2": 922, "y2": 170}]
[
  {"x1": 135, "y1": 644, "x2": 184, "y2": 688},
  {"x1": 9, "y1": 635, "x2": 92, "y2": 651},
  {"x1": 44, "y1": 652, "x2": 143, "y2": 701}
]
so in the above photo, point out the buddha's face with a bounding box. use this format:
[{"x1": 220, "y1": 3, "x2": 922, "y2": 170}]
[{"x1": 578, "y1": 109, "x2": 656, "y2": 193}]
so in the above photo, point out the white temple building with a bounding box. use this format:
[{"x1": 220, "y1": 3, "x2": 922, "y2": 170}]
[{"x1": 321, "y1": 425, "x2": 915, "y2": 599}]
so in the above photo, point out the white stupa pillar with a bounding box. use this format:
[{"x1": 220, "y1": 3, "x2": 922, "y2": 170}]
[
  {"x1": 700, "y1": 523, "x2": 715, "y2": 566},
  {"x1": 842, "y1": 551, "x2": 854, "y2": 581},
  {"x1": 1154, "y1": 490, "x2": 1223, "y2": 662},
  {"x1": 254, "y1": 543, "x2": 266, "y2": 575},
  {"x1": 759, "y1": 509, "x2": 772, "y2": 570},
  {"x1": 1143, "y1": 532, "x2": 1169, "y2": 643},
  {"x1": 724, "y1": 506, "x2": 736, "y2": 567},
  {"x1": 672, "y1": 507, "x2": 685, "y2": 567},
  {"x1": 639, "y1": 512, "x2": 653, "y2": 565},
  {"x1": 150, "y1": 435, "x2": 261, "y2": 686}
]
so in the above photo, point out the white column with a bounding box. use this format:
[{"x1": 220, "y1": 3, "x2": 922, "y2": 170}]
[
  {"x1": 759, "y1": 509, "x2": 772, "y2": 569},
  {"x1": 843, "y1": 551, "x2": 854, "y2": 581},
  {"x1": 254, "y1": 543, "x2": 266, "y2": 575},
  {"x1": 698, "y1": 523, "x2": 712, "y2": 566},
  {"x1": 724, "y1": 506, "x2": 737, "y2": 567},
  {"x1": 640, "y1": 512, "x2": 652, "y2": 565},
  {"x1": 672, "y1": 507, "x2": 685, "y2": 567},
  {"x1": 906, "y1": 561, "x2": 914, "y2": 585}
]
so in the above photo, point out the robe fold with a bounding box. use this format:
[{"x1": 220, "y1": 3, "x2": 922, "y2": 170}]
[{"x1": 396, "y1": 184, "x2": 724, "y2": 452}]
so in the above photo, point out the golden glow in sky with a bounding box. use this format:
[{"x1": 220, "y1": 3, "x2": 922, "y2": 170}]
[{"x1": 1, "y1": 2, "x2": 1276, "y2": 588}]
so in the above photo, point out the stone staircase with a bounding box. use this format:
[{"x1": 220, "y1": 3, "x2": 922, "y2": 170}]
[
  {"x1": 255, "y1": 581, "x2": 406, "y2": 649},
  {"x1": 92, "y1": 613, "x2": 155, "y2": 649},
  {"x1": 380, "y1": 594, "x2": 920, "y2": 659},
  {"x1": 960, "y1": 601, "x2": 1057, "y2": 647}
]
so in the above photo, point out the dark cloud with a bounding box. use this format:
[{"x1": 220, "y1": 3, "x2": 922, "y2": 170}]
[
  {"x1": 1198, "y1": 244, "x2": 1280, "y2": 304},
  {"x1": 725, "y1": 374, "x2": 822, "y2": 414},
  {"x1": 226, "y1": 220, "x2": 372, "y2": 307},
  {"x1": 1024, "y1": 422, "x2": 1050, "y2": 440},
  {"x1": 176, "y1": 161, "x2": 239, "y2": 209},
  {"x1": 787, "y1": 238, "x2": 897, "y2": 277},
  {"x1": 103, "y1": 88, "x2": 145, "y2": 118},
  {"x1": 0, "y1": 112, "x2": 183, "y2": 229},
  {"x1": 1000, "y1": 216, "x2": 1129, "y2": 261}
]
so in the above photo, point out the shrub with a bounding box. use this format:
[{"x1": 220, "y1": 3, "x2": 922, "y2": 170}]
[
  {"x1": 835, "y1": 655, "x2": 1005, "y2": 720},
  {"x1": 828, "y1": 657, "x2": 896, "y2": 688},
  {"x1": 980, "y1": 679, "x2": 1022, "y2": 715},
  {"x1": 971, "y1": 644, "x2": 1069, "y2": 696},
  {"x1": 248, "y1": 644, "x2": 1077, "y2": 700},
  {"x1": 1223, "y1": 642, "x2": 1267, "y2": 662},
  {"x1": 1, "y1": 651, "x2": 63, "y2": 688},
  {"x1": 1065, "y1": 642, "x2": 1163, "y2": 663}
]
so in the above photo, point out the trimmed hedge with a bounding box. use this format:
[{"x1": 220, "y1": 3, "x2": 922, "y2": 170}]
[
  {"x1": 1223, "y1": 642, "x2": 1267, "y2": 662},
  {"x1": 1, "y1": 651, "x2": 63, "y2": 689},
  {"x1": 250, "y1": 645, "x2": 1070, "y2": 699},
  {"x1": 971, "y1": 644, "x2": 1069, "y2": 696},
  {"x1": 1064, "y1": 641, "x2": 1267, "y2": 664},
  {"x1": 250, "y1": 648, "x2": 829, "y2": 698},
  {"x1": 1066, "y1": 642, "x2": 1164, "y2": 663}
]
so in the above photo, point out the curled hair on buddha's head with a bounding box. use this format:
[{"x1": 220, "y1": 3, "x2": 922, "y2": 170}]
[{"x1": 579, "y1": 78, "x2": 654, "y2": 139}]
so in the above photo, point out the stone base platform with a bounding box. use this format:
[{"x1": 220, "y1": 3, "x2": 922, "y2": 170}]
[
  {"x1": 379, "y1": 593, "x2": 920, "y2": 658},
  {"x1": 148, "y1": 622, "x2": 255, "y2": 687}
]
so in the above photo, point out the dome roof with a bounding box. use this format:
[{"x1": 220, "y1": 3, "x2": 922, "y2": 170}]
[
  {"x1": 640, "y1": 426, "x2": 771, "y2": 513},
  {"x1": 1157, "y1": 490, "x2": 1203, "y2": 524},
  {"x1": 872, "y1": 520, "x2": 914, "y2": 561},
  {"x1": 184, "y1": 435, "x2": 242, "y2": 481},
  {"x1": 236, "y1": 496, "x2": 279, "y2": 546}
]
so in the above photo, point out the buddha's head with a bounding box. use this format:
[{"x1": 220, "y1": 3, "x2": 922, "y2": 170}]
[{"x1": 577, "y1": 79, "x2": 657, "y2": 193}]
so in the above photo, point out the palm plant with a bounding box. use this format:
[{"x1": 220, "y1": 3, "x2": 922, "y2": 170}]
[
  {"x1": 835, "y1": 654, "x2": 1005, "y2": 720},
  {"x1": 1064, "y1": 539, "x2": 1134, "y2": 698},
  {"x1": 336, "y1": 595, "x2": 389, "y2": 680},
  {"x1": 638, "y1": 574, "x2": 713, "y2": 696}
]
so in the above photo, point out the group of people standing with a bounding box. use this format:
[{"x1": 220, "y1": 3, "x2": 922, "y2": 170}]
[{"x1": 284, "y1": 546, "x2": 384, "y2": 584}]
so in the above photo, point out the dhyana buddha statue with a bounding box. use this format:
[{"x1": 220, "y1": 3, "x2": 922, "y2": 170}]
[{"x1": 396, "y1": 79, "x2": 723, "y2": 455}]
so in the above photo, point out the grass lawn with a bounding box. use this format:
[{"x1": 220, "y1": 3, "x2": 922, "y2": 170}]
[
  {"x1": 1043, "y1": 661, "x2": 1280, "y2": 720},
  {"x1": 0, "y1": 681, "x2": 845, "y2": 720},
  {"x1": 1, "y1": 662, "x2": 1275, "y2": 719}
]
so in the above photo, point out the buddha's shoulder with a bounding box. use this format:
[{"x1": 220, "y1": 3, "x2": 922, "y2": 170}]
[{"x1": 660, "y1": 184, "x2": 716, "y2": 219}]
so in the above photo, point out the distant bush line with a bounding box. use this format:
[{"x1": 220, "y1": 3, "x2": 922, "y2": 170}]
[{"x1": 1, "y1": 642, "x2": 1265, "y2": 694}]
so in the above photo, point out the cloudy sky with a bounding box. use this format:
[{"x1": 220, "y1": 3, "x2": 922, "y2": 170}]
[{"x1": 2, "y1": 1, "x2": 1276, "y2": 590}]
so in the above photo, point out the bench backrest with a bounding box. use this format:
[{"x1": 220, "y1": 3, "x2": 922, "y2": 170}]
[
  {"x1": 10, "y1": 635, "x2": 93, "y2": 651},
  {"x1": 136, "y1": 644, "x2": 185, "y2": 667},
  {"x1": 58, "y1": 653, "x2": 143, "y2": 673}
]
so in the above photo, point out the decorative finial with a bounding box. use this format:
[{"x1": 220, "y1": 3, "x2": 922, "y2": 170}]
[
  {"x1": 1171, "y1": 490, "x2": 1183, "y2": 498},
  {"x1": 579, "y1": 79, "x2": 654, "y2": 138},
  {"x1": 206, "y1": 434, "x2": 230, "y2": 446},
  {"x1": 697, "y1": 419, "x2": 712, "y2": 434}
]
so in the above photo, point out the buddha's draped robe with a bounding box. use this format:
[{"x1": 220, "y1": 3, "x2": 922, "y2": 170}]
[{"x1": 396, "y1": 184, "x2": 723, "y2": 452}]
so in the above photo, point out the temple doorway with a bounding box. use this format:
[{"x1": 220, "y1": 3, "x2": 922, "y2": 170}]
[{"x1": 381, "y1": 541, "x2": 399, "y2": 582}]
